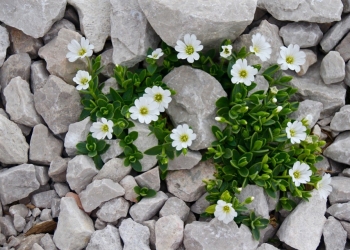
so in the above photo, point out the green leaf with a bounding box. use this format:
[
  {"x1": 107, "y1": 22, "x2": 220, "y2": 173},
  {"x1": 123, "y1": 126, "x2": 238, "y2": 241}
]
[
  {"x1": 134, "y1": 186, "x2": 141, "y2": 194},
  {"x1": 223, "y1": 148, "x2": 233, "y2": 159},
  {"x1": 279, "y1": 75, "x2": 293, "y2": 83},
  {"x1": 88, "y1": 151, "x2": 97, "y2": 158},
  {"x1": 263, "y1": 64, "x2": 279, "y2": 76},
  {"x1": 220, "y1": 190, "x2": 232, "y2": 203},
  {"x1": 252, "y1": 228, "x2": 260, "y2": 241},
  {"x1": 128, "y1": 131, "x2": 138, "y2": 141},
  {"x1": 223, "y1": 165, "x2": 236, "y2": 175},
  {"x1": 144, "y1": 145, "x2": 163, "y2": 155},
  {"x1": 205, "y1": 204, "x2": 216, "y2": 214},
  {"x1": 216, "y1": 97, "x2": 229, "y2": 108},
  {"x1": 96, "y1": 140, "x2": 107, "y2": 152},
  {"x1": 144, "y1": 189, "x2": 157, "y2": 198},
  {"x1": 147, "y1": 64, "x2": 157, "y2": 75},
  {"x1": 76, "y1": 142, "x2": 89, "y2": 154},
  {"x1": 238, "y1": 167, "x2": 249, "y2": 177},
  {"x1": 131, "y1": 160, "x2": 142, "y2": 172},
  {"x1": 93, "y1": 155, "x2": 104, "y2": 170}
]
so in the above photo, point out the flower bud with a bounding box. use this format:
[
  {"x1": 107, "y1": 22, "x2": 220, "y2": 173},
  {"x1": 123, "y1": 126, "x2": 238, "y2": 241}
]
[
  {"x1": 244, "y1": 196, "x2": 255, "y2": 204},
  {"x1": 276, "y1": 106, "x2": 282, "y2": 113},
  {"x1": 272, "y1": 97, "x2": 277, "y2": 103},
  {"x1": 215, "y1": 117, "x2": 226, "y2": 122},
  {"x1": 270, "y1": 86, "x2": 278, "y2": 94}
]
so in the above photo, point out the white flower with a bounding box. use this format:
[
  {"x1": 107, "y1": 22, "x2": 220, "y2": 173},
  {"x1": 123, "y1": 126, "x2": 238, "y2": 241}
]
[
  {"x1": 289, "y1": 161, "x2": 312, "y2": 187},
  {"x1": 73, "y1": 70, "x2": 91, "y2": 90},
  {"x1": 277, "y1": 44, "x2": 306, "y2": 72},
  {"x1": 90, "y1": 118, "x2": 113, "y2": 140},
  {"x1": 147, "y1": 48, "x2": 164, "y2": 60},
  {"x1": 220, "y1": 45, "x2": 232, "y2": 58},
  {"x1": 129, "y1": 97, "x2": 159, "y2": 124},
  {"x1": 305, "y1": 136, "x2": 313, "y2": 144},
  {"x1": 316, "y1": 173, "x2": 332, "y2": 200},
  {"x1": 175, "y1": 34, "x2": 203, "y2": 63},
  {"x1": 270, "y1": 86, "x2": 278, "y2": 95},
  {"x1": 301, "y1": 114, "x2": 313, "y2": 128},
  {"x1": 214, "y1": 200, "x2": 237, "y2": 224},
  {"x1": 286, "y1": 120, "x2": 307, "y2": 144},
  {"x1": 66, "y1": 37, "x2": 94, "y2": 62},
  {"x1": 230, "y1": 59, "x2": 258, "y2": 86},
  {"x1": 143, "y1": 86, "x2": 172, "y2": 112},
  {"x1": 170, "y1": 124, "x2": 196, "y2": 150},
  {"x1": 276, "y1": 106, "x2": 282, "y2": 113},
  {"x1": 249, "y1": 33, "x2": 272, "y2": 62},
  {"x1": 272, "y1": 97, "x2": 277, "y2": 103}
]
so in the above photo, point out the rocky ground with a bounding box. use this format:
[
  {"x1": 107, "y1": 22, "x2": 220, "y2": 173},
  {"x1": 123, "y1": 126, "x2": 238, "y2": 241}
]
[{"x1": 0, "y1": 0, "x2": 350, "y2": 250}]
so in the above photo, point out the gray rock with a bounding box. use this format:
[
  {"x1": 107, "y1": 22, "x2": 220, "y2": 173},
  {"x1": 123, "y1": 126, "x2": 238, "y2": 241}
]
[
  {"x1": 129, "y1": 122, "x2": 158, "y2": 171},
  {"x1": 67, "y1": 0, "x2": 110, "y2": 52},
  {"x1": 184, "y1": 218, "x2": 258, "y2": 250},
  {"x1": 335, "y1": 32, "x2": 350, "y2": 62},
  {"x1": 17, "y1": 234, "x2": 45, "y2": 250},
  {"x1": 344, "y1": 0, "x2": 350, "y2": 13},
  {"x1": 100, "y1": 140, "x2": 123, "y2": 163},
  {"x1": 159, "y1": 197, "x2": 190, "y2": 221},
  {"x1": 93, "y1": 158, "x2": 131, "y2": 182},
  {"x1": 13, "y1": 214, "x2": 26, "y2": 232},
  {"x1": 64, "y1": 5, "x2": 80, "y2": 28},
  {"x1": 323, "y1": 216, "x2": 347, "y2": 250},
  {"x1": 328, "y1": 176, "x2": 350, "y2": 204},
  {"x1": 119, "y1": 175, "x2": 139, "y2": 203},
  {"x1": 191, "y1": 192, "x2": 210, "y2": 215},
  {"x1": 101, "y1": 77, "x2": 119, "y2": 95},
  {"x1": 250, "y1": 75, "x2": 269, "y2": 95},
  {"x1": 0, "y1": 53, "x2": 31, "y2": 100},
  {"x1": 53, "y1": 197, "x2": 94, "y2": 250},
  {"x1": 256, "y1": 244, "x2": 279, "y2": 250},
  {"x1": 54, "y1": 182, "x2": 70, "y2": 197},
  {"x1": 166, "y1": 160, "x2": 215, "y2": 202},
  {"x1": 343, "y1": 168, "x2": 350, "y2": 177},
  {"x1": 289, "y1": 100, "x2": 323, "y2": 129},
  {"x1": 43, "y1": 19, "x2": 76, "y2": 44},
  {"x1": 0, "y1": 164, "x2": 40, "y2": 205},
  {"x1": 164, "y1": 66, "x2": 227, "y2": 150},
  {"x1": 129, "y1": 191, "x2": 168, "y2": 222},
  {"x1": 9, "y1": 204, "x2": 29, "y2": 218},
  {"x1": 277, "y1": 190, "x2": 326, "y2": 250},
  {"x1": 138, "y1": 0, "x2": 257, "y2": 49},
  {"x1": 0, "y1": 26, "x2": 10, "y2": 67},
  {"x1": 100, "y1": 49, "x2": 115, "y2": 78},
  {"x1": 0, "y1": 115, "x2": 29, "y2": 164},
  {"x1": 297, "y1": 49, "x2": 317, "y2": 76},
  {"x1": 321, "y1": 14, "x2": 350, "y2": 53},
  {"x1": 29, "y1": 124, "x2": 63, "y2": 165},
  {"x1": 30, "y1": 60, "x2": 49, "y2": 93},
  {"x1": 66, "y1": 155, "x2": 99, "y2": 193},
  {"x1": 320, "y1": 51, "x2": 345, "y2": 85},
  {"x1": 259, "y1": 224, "x2": 278, "y2": 245},
  {"x1": 340, "y1": 221, "x2": 350, "y2": 239},
  {"x1": 0, "y1": 0, "x2": 66, "y2": 38},
  {"x1": 32, "y1": 243, "x2": 44, "y2": 250},
  {"x1": 51, "y1": 198, "x2": 61, "y2": 218},
  {"x1": 155, "y1": 215, "x2": 183, "y2": 250},
  {"x1": 119, "y1": 218, "x2": 150, "y2": 250},
  {"x1": 40, "y1": 208, "x2": 52, "y2": 221},
  {"x1": 40, "y1": 233, "x2": 57, "y2": 250},
  {"x1": 8, "y1": 27, "x2": 43, "y2": 59},
  {"x1": 96, "y1": 197, "x2": 129, "y2": 223},
  {"x1": 279, "y1": 22, "x2": 323, "y2": 48},
  {"x1": 64, "y1": 117, "x2": 92, "y2": 157},
  {"x1": 327, "y1": 202, "x2": 350, "y2": 221},
  {"x1": 38, "y1": 28, "x2": 88, "y2": 86},
  {"x1": 79, "y1": 179, "x2": 125, "y2": 213},
  {"x1": 237, "y1": 185, "x2": 269, "y2": 219},
  {"x1": 86, "y1": 225, "x2": 122, "y2": 250},
  {"x1": 31, "y1": 190, "x2": 59, "y2": 208},
  {"x1": 168, "y1": 150, "x2": 202, "y2": 171},
  {"x1": 324, "y1": 132, "x2": 350, "y2": 165},
  {"x1": 35, "y1": 166, "x2": 50, "y2": 185},
  {"x1": 330, "y1": 109, "x2": 350, "y2": 132},
  {"x1": 0, "y1": 215, "x2": 17, "y2": 237},
  {"x1": 141, "y1": 220, "x2": 156, "y2": 250},
  {"x1": 48, "y1": 157, "x2": 70, "y2": 183},
  {"x1": 346, "y1": 61, "x2": 350, "y2": 87},
  {"x1": 135, "y1": 167, "x2": 160, "y2": 191},
  {"x1": 258, "y1": 0, "x2": 342, "y2": 23},
  {"x1": 94, "y1": 218, "x2": 106, "y2": 230},
  {"x1": 32, "y1": 207, "x2": 42, "y2": 218},
  {"x1": 110, "y1": 0, "x2": 159, "y2": 67},
  {"x1": 0, "y1": 234, "x2": 5, "y2": 245}
]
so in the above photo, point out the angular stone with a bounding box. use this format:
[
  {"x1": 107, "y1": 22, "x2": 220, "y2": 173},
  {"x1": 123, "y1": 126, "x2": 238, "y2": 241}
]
[
  {"x1": 51, "y1": 198, "x2": 61, "y2": 218},
  {"x1": 277, "y1": 190, "x2": 326, "y2": 250},
  {"x1": 31, "y1": 190, "x2": 59, "y2": 209},
  {"x1": 289, "y1": 100, "x2": 323, "y2": 129},
  {"x1": 0, "y1": 0, "x2": 66, "y2": 38},
  {"x1": 335, "y1": 33, "x2": 350, "y2": 62},
  {"x1": 258, "y1": 0, "x2": 342, "y2": 23},
  {"x1": 168, "y1": 150, "x2": 202, "y2": 171},
  {"x1": 86, "y1": 225, "x2": 122, "y2": 250},
  {"x1": 236, "y1": 185, "x2": 269, "y2": 219},
  {"x1": 0, "y1": 215, "x2": 17, "y2": 237},
  {"x1": 32, "y1": 243, "x2": 44, "y2": 250},
  {"x1": 119, "y1": 218, "x2": 150, "y2": 250},
  {"x1": 166, "y1": 160, "x2": 215, "y2": 202},
  {"x1": 159, "y1": 197, "x2": 190, "y2": 221},
  {"x1": 101, "y1": 77, "x2": 119, "y2": 95},
  {"x1": 129, "y1": 122, "x2": 158, "y2": 171},
  {"x1": 249, "y1": 75, "x2": 269, "y2": 96},
  {"x1": 48, "y1": 157, "x2": 70, "y2": 183},
  {"x1": 0, "y1": 26, "x2": 10, "y2": 67},
  {"x1": 279, "y1": 22, "x2": 323, "y2": 48},
  {"x1": 110, "y1": 0, "x2": 160, "y2": 67},
  {"x1": 40, "y1": 209, "x2": 52, "y2": 221},
  {"x1": 35, "y1": 166, "x2": 50, "y2": 185},
  {"x1": 96, "y1": 197, "x2": 129, "y2": 223},
  {"x1": 53, "y1": 197, "x2": 94, "y2": 250},
  {"x1": 323, "y1": 216, "x2": 347, "y2": 250},
  {"x1": 13, "y1": 214, "x2": 26, "y2": 232},
  {"x1": 129, "y1": 191, "x2": 168, "y2": 222},
  {"x1": 38, "y1": 28, "x2": 88, "y2": 85},
  {"x1": 324, "y1": 132, "x2": 350, "y2": 165},
  {"x1": 120, "y1": 175, "x2": 139, "y2": 203},
  {"x1": 321, "y1": 14, "x2": 350, "y2": 53},
  {"x1": 0, "y1": 115, "x2": 29, "y2": 164},
  {"x1": 328, "y1": 176, "x2": 350, "y2": 204},
  {"x1": 346, "y1": 61, "x2": 350, "y2": 87},
  {"x1": 259, "y1": 224, "x2": 278, "y2": 246},
  {"x1": 17, "y1": 234, "x2": 45, "y2": 250},
  {"x1": 64, "y1": 117, "x2": 92, "y2": 157},
  {"x1": 67, "y1": 0, "x2": 110, "y2": 52},
  {"x1": 94, "y1": 218, "x2": 106, "y2": 230},
  {"x1": 184, "y1": 218, "x2": 258, "y2": 250},
  {"x1": 100, "y1": 49, "x2": 115, "y2": 78},
  {"x1": 30, "y1": 60, "x2": 49, "y2": 93},
  {"x1": 0, "y1": 164, "x2": 40, "y2": 205},
  {"x1": 54, "y1": 183, "x2": 70, "y2": 197},
  {"x1": 327, "y1": 202, "x2": 350, "y2": 221},
  {"x1": 35, "y1": 75, "x2": 82, "y2": 134},
  {"x1": 191, "y1": 192, "x2": 210, "y2": 215},
  {"x1": 93, "y1": 158, "x2": 131, "y2": 182},
  {"x1": 256, "y1": 243, "x2": 279, "y2": 250},
  {"x1": 8, "y1": 27, "x2": 43, "y2": 59},
  {"x1": 100, "y1": 140, "x2": 123, "y2": 163},
  {"x1": 164, "y1": 66, "x2": 227, "y2": 150},
  {"x1": 43, "y1": 19, "x2": 76, "y2": 44},
  {"x1": 139, "y1": 0, "x2": 257, "y2": 49},
  {"x1": 135, "y1": 167, "x2": 160, "y2": 191},
  {"x1": 32, "y1": 208, "x2": 42, "y2": 218},
  {"x1": 330, "y1": 108, "x2": 350, "y2": 132},
  {"x1": 340, "y1": 221, "x2": 350, "y2": 239},
  {"x1": 29, "y1": 124, "x2": 63, "y2": 165},
  {"x1": 40, "y1": 233, "x2": 57, "y2": 250},
  {"x1": 79, "y1": 179, "x2": 125, "y2": 213},
  {"x1": 141, "y1": 220, "x2": 156, "y2": 250},
  {"x1": 155, "y1": 215, "x2": 183, "y2": 250},
  {"x1": 297, "y1": 49, "x2": 317, "y2": 76},
  {"x1": 320, "y1": 51, "x2": 345, "y2": 85},
  {"x1": 9, "y1": 204, "x2": 29, "y2": 218},
  {"x1": 66, "y1": 155, "x2": 99, "y2": 193}
]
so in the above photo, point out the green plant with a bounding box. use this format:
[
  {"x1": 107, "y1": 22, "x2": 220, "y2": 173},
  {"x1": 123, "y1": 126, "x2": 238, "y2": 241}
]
[{"x1": 134, "y1": 186, "x2": 157, "y2": 202}]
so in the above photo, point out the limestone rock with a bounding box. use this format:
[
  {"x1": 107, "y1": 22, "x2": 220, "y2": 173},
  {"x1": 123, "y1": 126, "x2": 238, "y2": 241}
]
[
  {"x1": 289, "y1": 100, "x2": 323, "y2": 129},
  {"x1": 191, "y1": 193, "x2": 210, "y2": 215},
  {"x1": 30, "y1": 60, "x2": 49, "y2": 93},
  {"x1": 330, "y1": 108, "x2": 350, "y2": 132},
  {"x1": 120, "y1": 175, "x2": 139, "y2": 203},
  {"x1": 327, "y1": 202, "x2": 350, "y2": 221},
  {"x1": 141, "y1": 220, "x2": 156, "y2": 250},
  {"x1": 0, "y1": 115, "x2": 29, "y2": 164},
  {"x1": 53, "y1": 197, "x2": 94, "y2": 250},
  {"x1": 8, "y1": 27, "x2": 43, "y2": 59},
  {"x1": 324, "y1": 132, "x2": 350, "y2": 165},
  {"x1": 340, "y1": 221, "x2": 350, "y2": 239},
  {"x1": 43, "y1": 19, "x2": 76, "y2": 44},
  {"x1": 0, "y1": 215, "x2": 17, "y2": 237},
  {"x1": 13, "y1": 214, "x2": 26, "y2": 232},
  {"x1": 9, "y1": 204, "x2": 29, "y2": 218},
  {"x1": 328, "y1": 176, "x2": 350, "y2": 204},
  {"x1": 100, "y1": 139, "x2": 123, "y2": 163},
  {"x1": 155, "y1": 215, "x2": 183, "y2": 250},
  {"x1": 40, "y1": 233, "x2": 57, "y2": 250},
  {"x1": 335, "y1": 32, "x2": 350, "y2": 62},
  {"x1": 164, "y1": 66, "x2": 227, "y2": 150},
  {"x1": 34, "y1": 75, "x2": 82, "y2": 134},
  {"x1": 236, "y1": 185, "x2": 269, "y2": 219},
  {"x1": 159, "y1": 197, "x2": 190, "y2": 221},
  {"x1": 35, "y1": 166, "x2": 50, "y2": 186},
  {"x1": 168, "y1": 150, "x2": 202, "y2": 171},
  {"x1": 256, "y1": 244, "x2": 280, "y2": 250},
  {"x1": 48, "y1": 157, "x2": 70, "y2": 183},
  {"x1": 323, "y1": 216, "x2": 347, "y2": 250},
  {"x1": 54, "y1": 183, "x2": 70, "y2": 197},
  {"x1": 100, "y1": 49, "x2": 115, "y2": 78},
  {"x1": 297, "y1": 49, "x2": 317, "y2": 76},
  {"x1": 93, "y1": 158, "x2": 131, "y2": 182},
  {"x1": 0, "y1": 26, "x2": 10, "y2": 67},
  {"x1": 64, "y1": 117, "x2": 92, "y2": 156},
  {"x1": 119, "y1": 218, "x2": 150, "y2": 250},
  {"x1": 135, "y1": 167, "x2": 161, "y2": 191},
  {"x1": 31, "y1": 190, "x2": 59, "y2": 209},
  {"x1": 96, "y1": 197, "x2": 129, "y2": 223},
  {"x1": 86, "y1": 225, "x2": 122, "y2": 250},
  {"x1": 320, "y1": 51, "x2": 345, "y2": 85},
  {"x1": 0, "y1": 164, "x2": 40, "y2": 205}
]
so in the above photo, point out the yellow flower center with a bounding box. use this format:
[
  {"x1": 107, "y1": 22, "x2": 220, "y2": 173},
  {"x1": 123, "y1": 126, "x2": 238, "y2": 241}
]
[
  {"x1": 239, "y1": 70, "x2": 248, "y2": 78},
  {"x1": 78, "y1": 48, "x2": 87, "y2": 56},
  {"x1": 290, "y1": 129, "x2": 296, "y2": 137},
  {"x1": 152, "y1": 54, "x2": 158, "y2": 59},
  {"x1": 80, "y1": 77, "x2": 89, "y2": 85},
  {"x1": 223, "y1": 205, "x2": 230, "y2": 213},
  {"x1": 140, "y1": 107, "x2": 148, "y2": 115},
  {"x1": 286, "y1": 56, "x2": 294, "y2": 64},
  {"x1": 101, "y1": 124, "x2": 109, "y2": 133},
  {"x1": 224, "y1": 48, "x2": 230, "y2": 54},
  {"x1": 154, "y1": 93, "x2": 163, "y2": 102},
  {"x1": 180, "y1": 134, "x2": 189, "y2": 143},
  {"x1": 293, "y1": 171, "x2": 301, "y2": 179},
  {"x1": 253, "y1": 46, "x2": 260, "y2": 53},
  {"x1": 185, "y1": 45, "x2": 195, "y2": 55}
]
